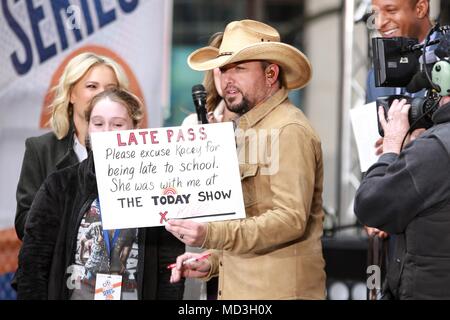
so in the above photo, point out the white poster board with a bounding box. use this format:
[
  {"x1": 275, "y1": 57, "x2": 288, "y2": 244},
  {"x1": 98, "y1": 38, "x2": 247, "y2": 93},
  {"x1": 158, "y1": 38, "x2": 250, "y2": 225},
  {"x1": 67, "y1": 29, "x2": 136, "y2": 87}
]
[
  {"x1": 350, "y1": 102, "x2": 381, "y2": 172},
  {"x1": 91, "y1": 122, "x2": 246, "y2": 230}
]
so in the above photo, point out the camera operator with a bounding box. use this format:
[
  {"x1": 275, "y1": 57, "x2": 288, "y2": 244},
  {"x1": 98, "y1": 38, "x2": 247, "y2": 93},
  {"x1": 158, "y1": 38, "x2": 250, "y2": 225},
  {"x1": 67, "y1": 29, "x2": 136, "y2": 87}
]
[
  {"x1": 354, "y1": 95, "x2": 450, "y2": 299},
  {"x1": 365, "y1": 0, "x2": 434, "y2": 244}
]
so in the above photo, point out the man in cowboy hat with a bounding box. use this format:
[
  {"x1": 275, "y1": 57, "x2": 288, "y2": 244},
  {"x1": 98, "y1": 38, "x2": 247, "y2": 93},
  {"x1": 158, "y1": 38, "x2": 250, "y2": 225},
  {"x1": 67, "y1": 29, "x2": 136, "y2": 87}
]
[{"x1": 166, "y1": 19, "x2": 326, "y2": 300}]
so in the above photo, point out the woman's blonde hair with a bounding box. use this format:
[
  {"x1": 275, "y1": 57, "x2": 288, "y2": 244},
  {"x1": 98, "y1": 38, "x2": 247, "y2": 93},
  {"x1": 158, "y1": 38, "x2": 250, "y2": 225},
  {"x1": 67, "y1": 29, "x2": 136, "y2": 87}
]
[
  {"x1": 50, "y1": 52, "x2": 129, "y2": 139},
  {"x1": 85, "y1": 87, "x2": 144, "y2": 129},
  {"x1": 203, "y1": 32, "x2": 223, "y2": 113}
]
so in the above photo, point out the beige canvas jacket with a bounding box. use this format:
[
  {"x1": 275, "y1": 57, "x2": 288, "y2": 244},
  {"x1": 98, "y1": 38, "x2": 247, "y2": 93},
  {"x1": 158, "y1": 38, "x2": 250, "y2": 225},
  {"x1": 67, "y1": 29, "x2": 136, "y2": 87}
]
[{"x1": 202, "y1": 88, "x2": 326, "y2": 300}]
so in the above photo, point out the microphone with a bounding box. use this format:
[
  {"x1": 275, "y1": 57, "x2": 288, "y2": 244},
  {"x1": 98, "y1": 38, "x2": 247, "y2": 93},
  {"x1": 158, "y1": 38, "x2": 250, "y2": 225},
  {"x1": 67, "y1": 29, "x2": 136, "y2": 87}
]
[{"x1": 192, "y1": 84, "x2": 208, "y2": 124}]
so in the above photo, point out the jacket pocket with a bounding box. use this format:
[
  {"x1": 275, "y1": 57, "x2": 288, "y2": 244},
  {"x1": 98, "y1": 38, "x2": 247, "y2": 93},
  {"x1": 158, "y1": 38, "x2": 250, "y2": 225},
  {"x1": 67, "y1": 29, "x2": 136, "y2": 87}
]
[{"x1": 240, "y1": 164, "x2": 259, "y2": 207}]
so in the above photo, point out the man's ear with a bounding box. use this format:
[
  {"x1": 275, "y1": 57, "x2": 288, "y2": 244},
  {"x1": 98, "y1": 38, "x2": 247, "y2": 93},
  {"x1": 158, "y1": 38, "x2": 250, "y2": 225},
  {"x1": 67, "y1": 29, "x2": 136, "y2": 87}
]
[
  {"x1": 416, "y1": 0, "x2": 429, "y2": 19},
  {"x1": 265, "y1": 64, "x2": 280, "y2": 86}
]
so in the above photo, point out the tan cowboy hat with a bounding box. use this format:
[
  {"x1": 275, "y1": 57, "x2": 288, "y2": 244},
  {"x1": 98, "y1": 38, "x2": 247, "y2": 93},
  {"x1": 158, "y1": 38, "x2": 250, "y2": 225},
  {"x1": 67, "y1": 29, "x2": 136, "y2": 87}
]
[{"x1": 188, "y1": 19, "x2": 312, "y2": 90}]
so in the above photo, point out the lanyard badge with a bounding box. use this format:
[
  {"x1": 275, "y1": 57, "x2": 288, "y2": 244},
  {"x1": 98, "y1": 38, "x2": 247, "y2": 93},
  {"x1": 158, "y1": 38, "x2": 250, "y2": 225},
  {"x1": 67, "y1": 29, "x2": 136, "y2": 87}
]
[{"x1": 94, "y1": 274, "x2": 122, "y2": 300}]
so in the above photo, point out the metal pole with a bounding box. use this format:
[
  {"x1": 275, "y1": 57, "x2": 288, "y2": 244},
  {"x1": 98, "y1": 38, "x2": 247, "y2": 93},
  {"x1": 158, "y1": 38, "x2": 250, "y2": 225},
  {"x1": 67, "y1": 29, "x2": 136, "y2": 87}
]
[{"x1": 337, "y1": 0, "x2": 355, "y2": 226}]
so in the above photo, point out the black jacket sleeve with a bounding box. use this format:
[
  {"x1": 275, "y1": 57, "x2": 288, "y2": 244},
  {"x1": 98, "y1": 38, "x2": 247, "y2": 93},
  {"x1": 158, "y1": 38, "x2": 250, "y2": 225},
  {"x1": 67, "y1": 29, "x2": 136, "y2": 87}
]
[
  {"x1": 16, "y1": 175, "x2": 62, "y2": 299},
  {"x1": 156, "y1": 228, "x2": 185, "y2": 300},
  {"x1": 354, "y1": 136, "x2": 450, "y2": 234},
  {"x1": 15, "y1": 138, "x2": 45, "y2": 240}
]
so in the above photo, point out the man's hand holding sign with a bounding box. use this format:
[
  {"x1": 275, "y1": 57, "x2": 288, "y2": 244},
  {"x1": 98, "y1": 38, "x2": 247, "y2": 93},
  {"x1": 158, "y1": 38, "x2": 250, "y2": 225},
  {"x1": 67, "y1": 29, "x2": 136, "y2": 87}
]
[{"x1": 91, "y1": 122, "x2": 245, "y2": 230}]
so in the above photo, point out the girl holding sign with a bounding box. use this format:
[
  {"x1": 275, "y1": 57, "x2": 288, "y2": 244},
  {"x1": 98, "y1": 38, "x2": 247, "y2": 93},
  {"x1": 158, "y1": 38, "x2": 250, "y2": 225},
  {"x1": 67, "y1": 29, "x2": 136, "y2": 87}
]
[{"x1": 17, "y1": 88, "x2": 185, "y2": 300}]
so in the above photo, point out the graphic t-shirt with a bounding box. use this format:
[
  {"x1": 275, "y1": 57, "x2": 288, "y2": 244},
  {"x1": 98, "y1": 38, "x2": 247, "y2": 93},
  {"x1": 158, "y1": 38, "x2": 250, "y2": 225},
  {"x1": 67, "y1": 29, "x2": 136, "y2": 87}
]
[{"x1": 70, "y1": 199, "x2": 139, "y2": 300}]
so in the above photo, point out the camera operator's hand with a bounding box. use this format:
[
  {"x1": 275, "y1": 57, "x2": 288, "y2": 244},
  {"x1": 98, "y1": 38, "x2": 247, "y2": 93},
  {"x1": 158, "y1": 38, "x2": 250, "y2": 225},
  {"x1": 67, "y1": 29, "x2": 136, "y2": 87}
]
[
  {"x1": 365, "y1": 226, "x2": 389, "y2": 239},
  {"x1": 378, "y1": 99, "x2": 411, "y2": 154},
  {"x1": 375, "y1": 128, "x2": 425, "y2": 155},
  {"x1": 374, "y1": 137, "x2": 384, "y2": 156}
]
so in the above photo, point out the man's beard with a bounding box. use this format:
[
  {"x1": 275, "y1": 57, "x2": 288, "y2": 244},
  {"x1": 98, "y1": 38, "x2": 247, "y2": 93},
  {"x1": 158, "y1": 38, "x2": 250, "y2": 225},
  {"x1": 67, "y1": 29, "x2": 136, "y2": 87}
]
[{"x1": 225, "y1": 96, "x2": 251, "y2": 115}]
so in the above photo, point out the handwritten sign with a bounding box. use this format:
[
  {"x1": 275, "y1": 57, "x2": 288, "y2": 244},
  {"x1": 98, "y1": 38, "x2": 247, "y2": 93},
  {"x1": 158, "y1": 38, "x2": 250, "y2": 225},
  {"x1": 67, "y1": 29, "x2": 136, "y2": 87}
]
[{"x1": 91, "y1": 122, "x2": 246, "y2": 230}]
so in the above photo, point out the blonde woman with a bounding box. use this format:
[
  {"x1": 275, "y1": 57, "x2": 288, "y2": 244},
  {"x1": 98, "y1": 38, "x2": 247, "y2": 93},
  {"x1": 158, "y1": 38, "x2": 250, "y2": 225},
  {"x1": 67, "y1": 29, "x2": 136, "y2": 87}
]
[{"x1": 15, "y1": 52, "x2": 128, "y2": 240}]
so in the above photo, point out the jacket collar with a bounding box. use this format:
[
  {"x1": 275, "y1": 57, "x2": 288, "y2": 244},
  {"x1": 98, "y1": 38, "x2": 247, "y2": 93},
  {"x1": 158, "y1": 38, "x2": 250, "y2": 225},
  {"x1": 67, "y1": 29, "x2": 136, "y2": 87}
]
[
  {"x1": 55, "y1": 121, "x2": 78, "y2": 170},
  {"x1": 237, "y1": 87, "x2": 289, "y2": 130},
  {"x1": 78, "y1": 151, "x2": 97, "y2": 196},
  {"x1": 432, "y1": 102, "x2": 450, "y2": 125}
]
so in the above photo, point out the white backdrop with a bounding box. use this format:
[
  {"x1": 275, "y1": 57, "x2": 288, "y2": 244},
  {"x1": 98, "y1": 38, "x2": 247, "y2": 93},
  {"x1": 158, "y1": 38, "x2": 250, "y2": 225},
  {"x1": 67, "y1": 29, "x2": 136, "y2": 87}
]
[{"x1": 0, "y1": 0, "x2": 173, "y2": 229}]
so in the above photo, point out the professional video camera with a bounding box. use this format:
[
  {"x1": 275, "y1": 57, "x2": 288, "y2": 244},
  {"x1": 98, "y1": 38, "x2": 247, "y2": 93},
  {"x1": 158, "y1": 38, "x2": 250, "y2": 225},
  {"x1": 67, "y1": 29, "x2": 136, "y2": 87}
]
[{"x1": 372, "y1": 24, "x2": 450, "y2": 136}]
